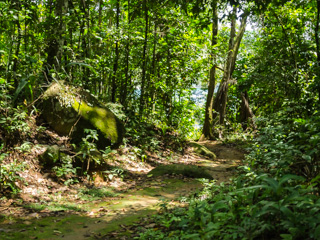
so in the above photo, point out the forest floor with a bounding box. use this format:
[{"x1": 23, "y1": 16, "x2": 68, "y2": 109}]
[{"x1": 0, "y1": 141, "x2": 245, "y2": 240}]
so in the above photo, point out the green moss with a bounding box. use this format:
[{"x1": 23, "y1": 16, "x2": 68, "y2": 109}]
[
  {"x1": 148, "y1": 164, "x2": 214, "y2": 180},
  {"x1": 0, "y1": 215, "x2": 92, "y2": 240},
  {"x1": 41, "y1": 82, "x2": 124, "y2": 148},
  {"x1": 39, "y1": 145, "x2": 60, "y2": 166},
  {"x1": 72, "y1": 100, "x2": 119, "y2": 144},
  {"x1": 189, "y1": 142, "x2": 216, "y2": 160}
]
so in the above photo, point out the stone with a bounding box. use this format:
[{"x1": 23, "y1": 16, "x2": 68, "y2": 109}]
[
  {"x1": 39, "y1": 145, "x2": 60, "y2": 166},
  {"x1": 40, "y1": 81, "x2": 124, "y2": 149}
]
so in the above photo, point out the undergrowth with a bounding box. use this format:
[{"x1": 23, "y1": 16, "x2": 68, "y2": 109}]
[{"x1": 137, "y1": 108, "x2": 320, "y2": 240}]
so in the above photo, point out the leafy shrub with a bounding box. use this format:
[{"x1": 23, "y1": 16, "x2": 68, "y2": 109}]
[
  {"x1": 0, "y1": 158, "x2": 26, "y2": 195},
  {"x1": 248, "y1": 110, "x2": 320, "y2": 180},
  {"x1": 0, "y1": 81, "x2": 32, "y2": 146},
  {"x1": 52, "y1": 154, "x2": 79, "y2": 186},
  {"x1": 77, "y1": 129, "x2": 101, "y2": 172},
  {"x1": 138, "y1": 174, "x2": 320, "y2": 240},
  {"x1": 137, "y1": 109, "x2": 320, "y2": 240}
]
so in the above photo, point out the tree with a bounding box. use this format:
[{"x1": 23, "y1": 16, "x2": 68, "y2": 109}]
[
  {"x1": 44, "y1": 0, "x2": 69, "y2": 79},
  {"x1": 212, "y1": 7, "x2": 248, "y2": 125},
  {"x1": 200, "y1": 0, "x2": 219, "y2": 140}
]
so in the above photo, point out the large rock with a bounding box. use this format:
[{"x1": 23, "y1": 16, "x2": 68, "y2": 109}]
[{"x1": 41, "y1": 81, "x2": 124, "y2": 148}]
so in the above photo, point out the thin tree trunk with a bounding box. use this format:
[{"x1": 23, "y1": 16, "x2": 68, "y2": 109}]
[
  {"x1": 45, "y1": 0, "x2": 68, "y2": 78},
  {"x1": 98, "y1": 0, "x2": 102, "y2": 27},
  {"x1": 12, "y1": 10, "x2": 21, "y2": 90},
  {"x1": 121, "y1": 0, "x2": 131, "y2": 108},
  {"x1": 111, "y1": 0, "x2": 120, "y2": 103},
  {"x1": 200, "y1": 0, "x2": 218, "y2": 141},
  {"x1": 315, "y1": 0, "x2": 320, "y2": 102},
  {"x1": 139, "y1": 0, "x2": 148, "y2": 117},
  {"x1": 151, "y1": 21, "x2": 158, "y2": 113}
]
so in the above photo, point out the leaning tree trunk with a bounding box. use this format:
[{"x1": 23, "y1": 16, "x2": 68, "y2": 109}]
[
  {"x1": 200, "y1": 0, "x2": 218, "y2": 141},
  {"x1": 240, "y1": 91, "x2": 257, "y2": 130},
  {"x1": 213, "y1": 9, "x2": 248, "y2": 125}
]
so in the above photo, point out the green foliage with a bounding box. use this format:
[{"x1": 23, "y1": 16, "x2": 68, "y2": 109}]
[
  {"x1": 0, "y1": 107, "x2": 30, "y2": 134},
  {"x1": 138, "y1": 173, "x2": 320, "y2": 240},
  {"x1": 15, "y1": 141, "x2": 33, "y2": 153},
  {"x1": 107, "y1": 168, "x2": 125, "y2": 181},
  {"x1": 0, "y1": 158, "x2": 25, "y2": 195},
  {"x1": 52, "y1": 154, "x2": 79, "y2": 186},
  {"x1": 137, "y1": 107, "x2": 320, "y2": 239},
  {"x1": 248, "y1": 109, "x2": 320, "y2": 180},
  {"x1": 1, "y1": 0, "x2": 320, "y2": 238},
  {"x1": 78, "y1": 129, "x2": 101, "y2": 171}
]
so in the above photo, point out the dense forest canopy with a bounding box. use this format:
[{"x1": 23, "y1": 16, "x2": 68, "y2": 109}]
[
  {"x1": 1, "y1": 0, "x2": 320, "y2": 239},
  {"x1": 1, "y1": 0, "x2": 320, "y2": 135}
]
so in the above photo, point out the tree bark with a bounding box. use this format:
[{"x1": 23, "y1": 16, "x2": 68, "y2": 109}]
[
  {"x1": 200, "y1": 0, "x2": 218, "y2": 141},
  {"x1": 315, "y1": 0, "x2": 320, "y2": 102},
  {"x1": 111, "y1": 0, "x2": 120, "y2": 103},
  {"x1": 240, "y1": 91, "x2": 257, "y2": 130},
  {"x1": 12, "y1": 9, "x2": 21, "y2": 90},
  {"x1": 121, "y1": 0, "x2": 131, "y2": 108},
  {"x1": 45, "y1": 0, "x2": 68, "y2": 78},
  {"x1": 213, "y1": 9, "x2": 248, "y2": 125},
  {"x1": 139, "y1": 0, "x2": 148, "y2": 117}
]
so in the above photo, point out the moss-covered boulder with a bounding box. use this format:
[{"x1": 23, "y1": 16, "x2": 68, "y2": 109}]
[
  {"x1": 39, "y1": 145, "x2": 60, "y2": 166},
  {"x1": 40, "y1": 82, "x2": 124, "y2": 148},
  {"x1": 148, "y1": 164, "x2": 213, "y2": 180},
  {"x1": 189, "y1": 142, "x2": 216, "y2": 160}
]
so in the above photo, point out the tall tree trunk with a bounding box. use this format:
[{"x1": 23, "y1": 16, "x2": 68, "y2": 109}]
[
  {"x1": 200, "y1": 0, "x2": 218, "y2": 141},
  {"x1": 150, "y1": 21, "x2": 158, "y2": 113},
  {"x1": 315, "y1": 0, "x2": 320, "y2": 102},
  {"x1": 165, "y1": 45, "x2": 172, "y2": 124},
  {"x1": 139, "y1": 0, "x2": 148, "y2": 117},
  {"x1": 12, "y1": 10, "x2": 21, "y2": 90},
  {"x1": 121, "y1": 0, "x2": 131, "y2": 108},
  {"x1": 111, "y1": 0, "x2": 120, "y2": 103},
  {"x1": 98, "y1": 0, "x2": 102, "y2": 27},
  {"x1": 213, "y1": 9, "x2": 248, "y2": 125},
  {"x1": 45, "y1": 0, "x2": 68, "y2": 78}
]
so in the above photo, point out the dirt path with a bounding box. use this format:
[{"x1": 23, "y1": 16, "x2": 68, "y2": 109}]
[{"x1": 0, "y1": 141, "x2": 244, "y2": 240}]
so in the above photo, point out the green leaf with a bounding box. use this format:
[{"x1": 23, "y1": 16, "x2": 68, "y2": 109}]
[
  {"x1": 279, "y1": 174, "x2": 305, "y2": 186},
  {"x1": 280, "y1": 234, "x2": 293, "y2": 240},
  {"x1": 302, "y1": 154, "x2": 312, "y2": 162},
  {"x1": 280, "y1": 206, "x2": 294, "y2": 219},
  {"x1": 13, "y1": 76, "x2": 30, "y2": 103}
]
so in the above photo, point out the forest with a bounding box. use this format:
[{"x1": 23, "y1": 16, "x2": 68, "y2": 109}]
[{"x1": 0, "y1": 0, "x2": 320, "y2": 239}]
